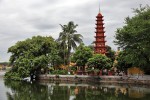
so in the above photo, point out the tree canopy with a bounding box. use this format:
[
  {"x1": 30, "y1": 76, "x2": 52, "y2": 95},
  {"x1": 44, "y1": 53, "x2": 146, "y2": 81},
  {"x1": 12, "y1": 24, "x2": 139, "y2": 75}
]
[
  {"x1": 5, "y1": 36, "x2": 60, "y2": 79},
  {"x1": 115, "y1": 51, "x2": 132, "y2": 72},
  {"x1": 87, "y1": 54, "x2": 112, "y2": 70},
  {"x1": 57, "y1": 21, "x2": 83, "y2": 65},
  {"x1": 114, "y1": 5, "x2": 150, "y2": 73},
  {"x1": 105, "y1": 45, "x2": 115, "y2": 62},
  {"x1": 72, "y1": 43, "x2": 93, "y2": 67}
]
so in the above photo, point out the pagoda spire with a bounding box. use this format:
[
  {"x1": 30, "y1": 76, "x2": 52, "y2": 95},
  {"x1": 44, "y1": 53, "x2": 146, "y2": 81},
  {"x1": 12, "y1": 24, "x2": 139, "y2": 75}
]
[
  {"x1": 99, "y1": 1, "x2": 101, "y2": 13},
  {"x1": 94, "y1": 3, "x2": 106, "y2": 54}
]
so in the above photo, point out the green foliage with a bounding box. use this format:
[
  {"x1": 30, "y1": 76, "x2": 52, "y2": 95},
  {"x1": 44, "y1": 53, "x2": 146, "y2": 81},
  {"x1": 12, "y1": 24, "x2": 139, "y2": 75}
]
[
  {"x1": 6, "y1": 36, "x2": 60, "y2": 79},
  {"x1": 87, "y1": 44, "x2": 115, "y2": 62},
  {"x1": 49, "y1": 48, "x2": 63, "y2": 68},
  {"x1": 57, "y1": 21, "x2": 83, "y2": 65},
  {"x1": 115, "y1": 51, "x2": 132, "y2": 71},
  {"x1": 114, "y1": 5, "x2": 150, "y2": 73},
  {"x1": 4, "y1": 72, "x2": 22, "y2": 80},
  {"x1": 105, "y1": 45, "x2": 115, "y2": 62},
  {"x1": 87, "y1": 54, "x2": 112, "y2": 70},
  {"x1": 72, "y1": 43, "x2": 93, "y2": 67},
  {"x1": 87, "y1": 44, "x2": 94, "y2": 51},
  {"x1": 51, "y1": 70, "x2": 68, "y2": 75},
  {"x1": 70, "y1": 66, "x2": 77, "y2": 71}
]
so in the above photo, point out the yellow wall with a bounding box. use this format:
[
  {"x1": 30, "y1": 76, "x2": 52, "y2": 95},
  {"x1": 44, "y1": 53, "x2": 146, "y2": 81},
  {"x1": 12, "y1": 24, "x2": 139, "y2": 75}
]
[{"x1": 128, "y1": 67, "x2": 144, "y2": 75}]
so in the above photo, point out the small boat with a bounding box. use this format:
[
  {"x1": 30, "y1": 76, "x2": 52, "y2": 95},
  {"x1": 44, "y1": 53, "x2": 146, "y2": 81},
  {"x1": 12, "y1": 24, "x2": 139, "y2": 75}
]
[{"x1": 23, "y1": 77, "x2": 31, "y2": 82}]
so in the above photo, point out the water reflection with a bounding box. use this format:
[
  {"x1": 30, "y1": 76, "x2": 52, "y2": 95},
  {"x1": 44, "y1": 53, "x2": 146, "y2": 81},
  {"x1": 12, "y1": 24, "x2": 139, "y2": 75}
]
[{"x1": 4, "y1": 80, "x2": 150, "y2": 100}]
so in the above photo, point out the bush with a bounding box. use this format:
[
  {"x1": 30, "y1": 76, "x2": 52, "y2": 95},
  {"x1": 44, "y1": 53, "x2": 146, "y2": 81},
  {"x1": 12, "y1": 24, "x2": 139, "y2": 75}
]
[
  {"x1": 87, "y1": 54, "x2": 112, "y2": 70},
  {"x1": 4, "y1": 71, "x2": 22, "y2": 80},
  {"x1": 51, "y1": 70, "x2": 68, "y2": 75}
]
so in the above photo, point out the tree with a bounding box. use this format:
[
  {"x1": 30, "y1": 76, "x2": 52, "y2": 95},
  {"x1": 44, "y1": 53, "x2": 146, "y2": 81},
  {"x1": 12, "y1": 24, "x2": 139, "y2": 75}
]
[
  {"x1": 105, "y1": 45, "x2": 115, "y2": 62},
  {"x1": 87, "y1": 54, "x2": 112, "y2": 70},
  {"x1": 87, "y1": 44, "x2": 94, "y2": 51},
  {"x1": 87, "y1": 44, "x2": 115, "y2": 62},
  {"x1": 114, "y1": 5, "x2": 150, "y2": 74},
  {"x1": 115, "y1": 51, "x2": 132, "y2": 73},
  {"x1": 5, "y1": 36, "x2": 60, "y2": 79},
  {"x1": 72, "y1": 44, "x2": 93, "y2": 70},
  {"x1": 57, "y1": 21, "x2": 83, "y2": 65}
]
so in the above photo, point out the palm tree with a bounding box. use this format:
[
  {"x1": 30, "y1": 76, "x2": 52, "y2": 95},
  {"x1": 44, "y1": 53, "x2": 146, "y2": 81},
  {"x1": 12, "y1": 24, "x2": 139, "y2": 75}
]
[{"x1": 58, "y1": 21, "x2": 83, "y2": 65}]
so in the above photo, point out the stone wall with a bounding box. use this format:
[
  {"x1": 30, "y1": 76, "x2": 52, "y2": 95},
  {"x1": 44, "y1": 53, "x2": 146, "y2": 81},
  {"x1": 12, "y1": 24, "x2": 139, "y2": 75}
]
[
  {"x1": 39, "y1": 75, "x2": 150, "y2": 85},
  {"x1": 39, "y1": 75, "x2": 101, "y2": 83}
]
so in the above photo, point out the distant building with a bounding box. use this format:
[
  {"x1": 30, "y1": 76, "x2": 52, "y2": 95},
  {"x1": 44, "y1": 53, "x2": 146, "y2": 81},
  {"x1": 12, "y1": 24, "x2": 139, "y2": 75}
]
[
  {"x1": 0, "y1": 64, "x2": 7, "y2": 70},
  {"x1": 0, "y1": 62, "x2": 9, "y2": 70}
]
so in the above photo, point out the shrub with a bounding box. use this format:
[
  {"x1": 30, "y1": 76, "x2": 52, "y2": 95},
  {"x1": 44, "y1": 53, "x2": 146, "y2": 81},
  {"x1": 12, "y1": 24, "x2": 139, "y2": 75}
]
[
  {"x1": 51, "y1": 70, "x2": 67, "y2": 75},
  {"x1": 4, "y1": 72, "x2": 22, "y2": 80}
]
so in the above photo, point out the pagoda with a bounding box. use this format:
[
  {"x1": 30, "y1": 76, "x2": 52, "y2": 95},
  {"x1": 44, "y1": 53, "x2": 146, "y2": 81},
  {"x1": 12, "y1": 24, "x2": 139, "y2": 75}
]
[{"x1": 94, "y1": 10, "x2": 106, "y2": 54}]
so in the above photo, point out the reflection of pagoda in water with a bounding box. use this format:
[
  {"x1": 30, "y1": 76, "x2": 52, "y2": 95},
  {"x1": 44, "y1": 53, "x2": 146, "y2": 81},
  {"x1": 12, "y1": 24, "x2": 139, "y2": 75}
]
[{"x1": 94, "y1": 7, "x2": 106, "y2": 54}]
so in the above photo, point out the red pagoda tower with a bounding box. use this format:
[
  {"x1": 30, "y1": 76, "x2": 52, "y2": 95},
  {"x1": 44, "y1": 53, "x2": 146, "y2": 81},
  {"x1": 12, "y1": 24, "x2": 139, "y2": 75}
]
[{"x1": 94, "y1": 10, "x2": 106, "y2": 54}]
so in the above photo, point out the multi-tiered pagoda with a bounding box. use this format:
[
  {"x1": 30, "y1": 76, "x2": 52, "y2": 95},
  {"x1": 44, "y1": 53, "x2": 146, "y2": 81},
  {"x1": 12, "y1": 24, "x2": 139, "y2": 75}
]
[{"x1": 94, "y1": 11, "x2": 106, "y2": 54}]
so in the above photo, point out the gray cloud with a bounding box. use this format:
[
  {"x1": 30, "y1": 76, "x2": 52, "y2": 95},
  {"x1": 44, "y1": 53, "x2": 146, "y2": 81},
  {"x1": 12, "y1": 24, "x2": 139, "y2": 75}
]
[
  {"x1": 27, "y1": 17, "x2": 58, "y2": 30},
  {"x1": 0, "y1": 0, "x2": 150, "y2": 62}
]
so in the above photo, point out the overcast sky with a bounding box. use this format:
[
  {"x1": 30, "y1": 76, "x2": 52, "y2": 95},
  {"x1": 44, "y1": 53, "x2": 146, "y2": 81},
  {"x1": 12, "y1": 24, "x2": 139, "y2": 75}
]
[{"x1": 0, "y1": 0, "x2": 149, "y2": 62}]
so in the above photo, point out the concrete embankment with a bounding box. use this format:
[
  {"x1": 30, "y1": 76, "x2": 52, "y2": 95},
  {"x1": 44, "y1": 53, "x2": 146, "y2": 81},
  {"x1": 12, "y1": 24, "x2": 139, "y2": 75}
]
[{"x1": 39, "y1": 75, "x2": 150, "y2": 85}]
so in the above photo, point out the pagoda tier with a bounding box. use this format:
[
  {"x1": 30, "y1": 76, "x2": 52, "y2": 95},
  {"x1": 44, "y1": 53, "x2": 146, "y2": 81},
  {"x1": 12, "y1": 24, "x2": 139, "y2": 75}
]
[
  {"x1": 94, "y1": 40, "x2": 106, "y2": 42},
  {"x1": 94, "y1": 35, "x2": 106, "y2": 38},
  {"x1": 94, "y1": 13, "x2": 106, "y2": 54},
  {"x1": 95, "y1": 26, "x2": 105, "y2": 29},
  {"x1": 95, "y1": 31, "x2": 105, "y2": 33}
]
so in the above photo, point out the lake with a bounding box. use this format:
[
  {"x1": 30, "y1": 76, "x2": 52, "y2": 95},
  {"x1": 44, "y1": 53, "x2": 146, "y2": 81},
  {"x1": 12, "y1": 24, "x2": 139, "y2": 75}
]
[{"x1": 1, "y1": 77, "x2": 150, "y2": 100}]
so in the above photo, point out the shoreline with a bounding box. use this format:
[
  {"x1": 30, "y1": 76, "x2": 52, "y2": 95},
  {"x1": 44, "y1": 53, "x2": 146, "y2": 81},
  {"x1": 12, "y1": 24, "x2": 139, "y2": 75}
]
[{"x1": 39, "y1": 74, "x2": 150, "y2": 85}]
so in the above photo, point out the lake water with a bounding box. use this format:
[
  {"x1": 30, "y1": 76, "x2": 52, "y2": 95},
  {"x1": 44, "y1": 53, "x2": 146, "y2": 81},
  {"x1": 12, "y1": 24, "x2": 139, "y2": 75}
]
[{"x1": 1, "y1": 77, "x2": 150, "y2": 100}]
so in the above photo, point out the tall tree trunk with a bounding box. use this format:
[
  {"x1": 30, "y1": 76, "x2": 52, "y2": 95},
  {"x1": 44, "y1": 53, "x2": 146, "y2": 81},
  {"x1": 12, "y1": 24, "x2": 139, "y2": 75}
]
[
  {"x1": 64, "y1": 43, "x2": 66, "y2": 65},
  {"x1": 67, "y1": 45, "x2": 71, "y2": 66}
]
